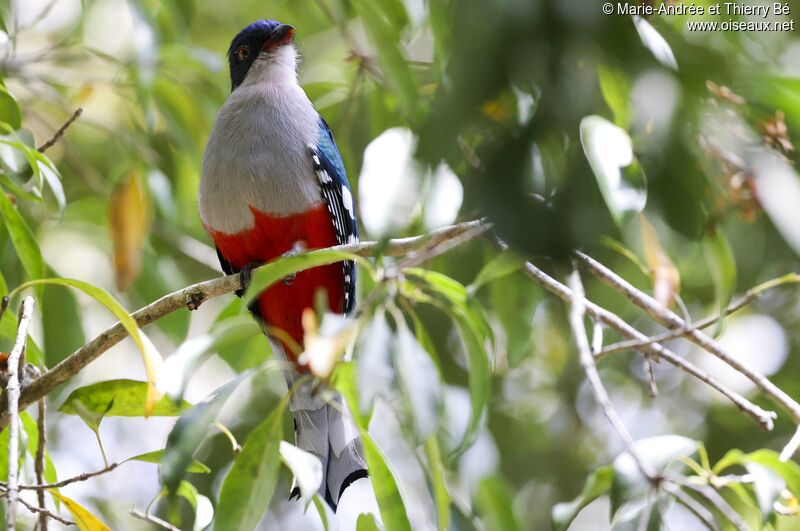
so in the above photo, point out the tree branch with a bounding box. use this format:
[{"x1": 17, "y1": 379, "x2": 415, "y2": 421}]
[
  {"x1": 35, "y1": 398, "x2": 47, "y2": 531},
  {"x1": 566, "y1": 268, "x2": 656, "y2": 479},
  {"x1": 491, "y1": 238, "x2": 777, "y2": 430},
  {"x1": 16, "y1": 462, "x2": 119, "y2": 491},
  {"x1": 130, "y1": 509, "x2": 180, "y2": 531},
  {"x1": 574, "y1": 251, "x2": 800, "y2": 424},
  {"x1": 597, "y1": 274, "x2": 799, "y2": 357},
  {"x1": 9, "y1": 495, "x2": 74, "y2": 527},
  {"x1": 0, "y1": 219, "x2": 488, "y2": 428},
  {"x1": 37, "y1": 107, "x2": 82, "y2": 152},
  {"x1": 6, "y1": 296, "x2": 34, "y2": 529}
]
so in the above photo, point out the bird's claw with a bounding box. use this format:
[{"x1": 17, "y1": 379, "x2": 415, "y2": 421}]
[{"x1": 237, "y1": 262, "x2": 262, "y2": 298}]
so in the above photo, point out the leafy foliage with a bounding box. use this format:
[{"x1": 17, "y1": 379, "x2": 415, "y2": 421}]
[{"x1": 0, "y1": 0, "x2": 797, "y2": 529}]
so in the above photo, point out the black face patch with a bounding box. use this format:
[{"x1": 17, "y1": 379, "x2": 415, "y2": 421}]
[{"x1": 227, "y1": 19, "x2": 281, "y2": 90}]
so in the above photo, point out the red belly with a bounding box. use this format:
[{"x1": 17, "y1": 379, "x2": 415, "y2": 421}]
[{"x1": 207, "y1": 204, "x2": 344, "y2": 365}]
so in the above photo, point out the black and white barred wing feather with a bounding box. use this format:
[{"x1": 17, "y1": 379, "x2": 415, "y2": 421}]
[{"x1": 309, "y1": 118, "x2": 358, "y2": 314}]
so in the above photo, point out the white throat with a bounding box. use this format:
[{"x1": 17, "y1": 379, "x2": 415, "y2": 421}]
[{"x1": 240, "y1": 45, "x2": 299, "y2": 88}]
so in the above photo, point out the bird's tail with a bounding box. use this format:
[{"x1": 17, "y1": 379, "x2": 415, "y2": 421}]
[
  {"x1": 274, "y1": 338, "x2": 367, "y2": 510},
  {"x1": 287, "y1": 380, "x2": 368, "y2": 509}
]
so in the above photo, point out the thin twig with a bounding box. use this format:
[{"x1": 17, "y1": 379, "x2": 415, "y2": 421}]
[
  {"x1": 35, "y1": 399, "x2": 47, "y2": 531},
  {"x1": 37, "y1": 107, "x2": 82, "y2": 152},
  {"x1": 567, "y1": 268, "x2": 656, "y2": 480},
  {"x1": 16, "y1": 462, "x2": 119, "y2": 490},
  {"x1": 575, "y1": 251, "x2": 800, "y2": 424},
  {"x1": 6, "y1": 296, "x2": 34, "y2": 529},
  {"x1": 391, "y1": 221, "x2": 491, "y2": 271},
  {"x1": 599, "y1": 274, "x2": 799, "y2": 357},
  {"x1": 13, "y1": 495, "x2": 73, "y2": 526},
  {"x1": 662, "y1": 482, "x2": 719, "y2": 531},
  {"x1": 491, "y1": 238, "x2": 777, "y2": 430},
  {"x1": 677, "y1": 480, "x2": 747, "y2": 531},
  {"x1": 0, "y1": 220, "x2": 488, "y2": 428},
  {"x1": 780, "y1": 425, "x2": 800, "y2": 461},
  {"x1": 130, "y1": 509, "x2": 180, "y2": 531}
]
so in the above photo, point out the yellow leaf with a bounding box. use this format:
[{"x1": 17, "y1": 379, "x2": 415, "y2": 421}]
[
  {"x1": 640, "y1": 214, "x2": 680, "y2": 308},
  {"x1": 49, "y1": 490, "x2": 111, "y2": 531},
  {"x1": 481, "y1": 100, "x2": 510, "y2": 124},
  {"x1": 109, "y1": 171, "x2": 150, "y2": 291}
]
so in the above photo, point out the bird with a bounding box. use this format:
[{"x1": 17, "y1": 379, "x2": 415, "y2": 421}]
[{"x1": 198, "y1": 20, "x2": 367, "y2": 511}]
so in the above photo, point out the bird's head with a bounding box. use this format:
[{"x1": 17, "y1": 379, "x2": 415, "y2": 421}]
[{"x1": 227, "y1": 20, "x2": 296, "y2": 90}]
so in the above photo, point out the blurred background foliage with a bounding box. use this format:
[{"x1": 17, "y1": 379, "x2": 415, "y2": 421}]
[{"x1": 0, "y1": 0, "x2": 798, "y2": 529}]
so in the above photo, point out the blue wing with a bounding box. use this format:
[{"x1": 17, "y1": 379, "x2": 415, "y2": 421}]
[{"x1": 309, "y1": 118, "x2": 358, "y2": 314}]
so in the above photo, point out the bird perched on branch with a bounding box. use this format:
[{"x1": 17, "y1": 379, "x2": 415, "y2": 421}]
[{"x1": 198, "y1": 20, "x2": 366, "y2": 511}]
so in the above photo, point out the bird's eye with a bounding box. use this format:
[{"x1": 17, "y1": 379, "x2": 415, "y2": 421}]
[{"x1": 236, "y1": 46, "x2": 249, "y2": 61}]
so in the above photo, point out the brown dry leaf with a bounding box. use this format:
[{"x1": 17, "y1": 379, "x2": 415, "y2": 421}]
[
  {"x1": 760, "y1": 110, "x2": 794, "y2": 154},
  {"x1": 109, "y1": 171, "x2": 150, "y2": 291},
  {"x1": 640, "y1": 214, "x2": 680, "y2": 308},
  {"x1": 706, "y1": 80, "x2": 745, "y2": 105}
]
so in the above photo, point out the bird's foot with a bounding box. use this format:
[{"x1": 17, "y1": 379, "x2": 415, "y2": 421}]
[
  {"x1": 236, "y1": 261, "x2": 263, "y2": 298},
  {"x1": 282, "y1": 241, "x2": 306, "y2": 286}
]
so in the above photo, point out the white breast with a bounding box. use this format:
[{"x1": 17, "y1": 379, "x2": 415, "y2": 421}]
[{"x1": 199, "y1": 76, "x2": 322, "y2": 234}]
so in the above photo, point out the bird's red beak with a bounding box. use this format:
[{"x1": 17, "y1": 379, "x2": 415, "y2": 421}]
[{"x1": 263, "y1": 24, "x2": 295, "y2": 51}]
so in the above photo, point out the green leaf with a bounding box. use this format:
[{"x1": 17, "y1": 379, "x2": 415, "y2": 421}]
[
  {"x1": 395, "y1": 324, "x2": 442, "y2": 442},
  {"x1": 469, "y1": 251, "x2": 526, "y2": 292},
  {"x1": 19, "y1": 410, "x2": 39, "y2": 457},
  {"x1": 313, "y1": 495, "x2": 331, "y2": 531},
  {"x1": 0, "y1": 189, "x2": 45, "y2": 282},
  {"x1": 126, "y1": 450, "x2": 210, "y2": 474},
  {"x1": 0, "y1": 423, "x2": 9, "y2": 481},
  {"x1": 71, "y1": 399, "x2": 113, "y2": 433},
  {"x1": 163, "y1": 314, "x2": 263, "y2": 399},
  {"x1": 744, "y1": 450, "x2": 800, "y2": 498},
  {"x1": 611, "y1": 436, "x2": 698, "y2": 515},
  {"x1": 552, "y1": 466, "x2": 614, "y2": 531},
  {"x1": 333, "y1": 362, "x2": 366, "y2": 428},
  {"x1": 334, "y1": 366, "x2": 413, "y2": 531},
  {"x1": 161, "y1": 375, "x2": 248, "y2": 492},
  {"x1": 243, "y1": 249, "x2": 369, "y2": 307},
  {"x1": 176, "y1": 479, "x2": 198, "y2": 511},
  {"x1": 215, "y1": 407, "x2": 284, "y2": 531},
  {"x1": 597, "y1": 65, "x2": 631, "y2": 129},
  {"x1": 0, "y1": 86, "x2": 21, "y2": 129},
  {"x1": 356, "y1": 513, "x2": 382, "y2": 531},
  {"x1": 424, "y1": 436, "x2": 451, "y2": 531},
  {"x1": 49, "y1": 490, "x2": 111, "y2": 531},
  {"x1": 36, "y1": 158, "x2": 65, "y2": 213},
  {"x1": 712, "y1": 448, "x2": 745, "y2": 476},
  {"x1": 351, "y1": 0, "x2": 420, "y2": 119},
  {"x1": 477, "y1": 476, "x2": 521, "y2": 531},
  {"x1": 405, "y1": 269, "x2": 491, "y2": 454},
  {"x1": 59, "y1": 380, "x2": 191, "y2": 417},
  {"x1": 580, "y1": 115, "x2": 647, "y2": 226},
  {"x1": 18, "y1": 408, "x2": 58, "y2": 488},
  {"x1": 135, "y1": 254, "x2": 190, "y2": 345},
  {"x1": 703, "y1": 228, "x2": 736, "y2": 337},
  {"x1": 212, "y1": 299, "x2": 272, "y2": 372},
  {"x1": 12, "y1": 277, "x2": 164, "y2": 413},
  {"x1": 362, "y1": 433, "x2": 413, "y2": 531},
  {"x1": 42, "y1": 274, "x2": 85, "y2": 366}
]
